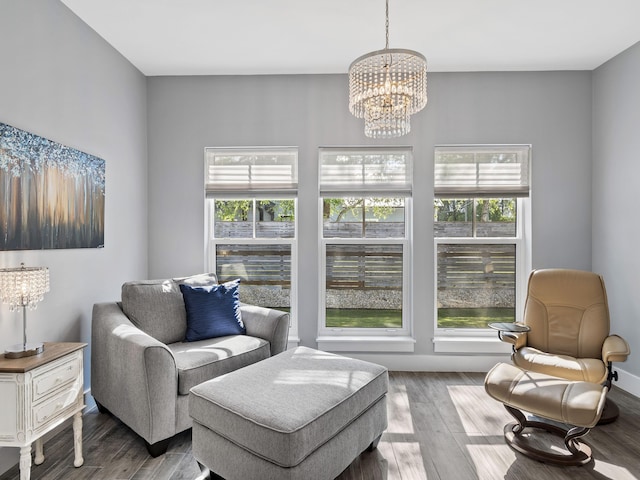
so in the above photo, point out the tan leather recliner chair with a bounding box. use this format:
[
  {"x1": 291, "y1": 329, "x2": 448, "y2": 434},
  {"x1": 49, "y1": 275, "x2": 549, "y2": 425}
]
[{"x1": 499, "y1": 268, "x2": 630, "y2": 422}]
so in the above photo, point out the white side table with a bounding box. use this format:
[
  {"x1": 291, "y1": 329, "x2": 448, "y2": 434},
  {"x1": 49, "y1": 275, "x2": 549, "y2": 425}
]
[{"x1": 0, "y1": 342, "x2": 86, "y2": 480}]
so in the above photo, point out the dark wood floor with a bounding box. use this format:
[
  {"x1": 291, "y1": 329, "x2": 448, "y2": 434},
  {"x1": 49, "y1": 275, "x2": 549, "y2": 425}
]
[{"x1": 2, "y1": 372, "x2": 639, "y2": 480}]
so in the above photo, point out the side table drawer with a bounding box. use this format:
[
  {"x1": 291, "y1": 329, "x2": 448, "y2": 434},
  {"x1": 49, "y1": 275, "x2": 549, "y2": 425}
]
[
  {"x1": 34, "y1": 382, "x2": 82, "y2": 428},
  {"x1": 32, "y1": 353, "x2": 81, "y2": 402}
]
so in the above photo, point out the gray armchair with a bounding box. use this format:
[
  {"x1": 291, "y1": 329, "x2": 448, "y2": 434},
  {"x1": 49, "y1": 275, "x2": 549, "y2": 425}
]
[{"x1": 91, "y1": 275, "x2": 289, "y2": 456}]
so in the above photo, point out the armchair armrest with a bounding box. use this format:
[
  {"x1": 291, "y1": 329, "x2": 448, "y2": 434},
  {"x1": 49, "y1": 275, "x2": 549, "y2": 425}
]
[
  {"x1": 602, "y1": 334, "x2": 630, "y2": 363},
  {"x1": 240, "y1": 303, "x2": 290, "y2": 356},
  {"x1": 91, "y1": 302, "x2": 178, "y2": 444}
]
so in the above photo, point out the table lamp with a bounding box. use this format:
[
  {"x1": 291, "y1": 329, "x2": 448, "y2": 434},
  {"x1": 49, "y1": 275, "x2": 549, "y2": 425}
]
[{"x1": 0, "y1": 263, "x2": 50, "y2": 358}]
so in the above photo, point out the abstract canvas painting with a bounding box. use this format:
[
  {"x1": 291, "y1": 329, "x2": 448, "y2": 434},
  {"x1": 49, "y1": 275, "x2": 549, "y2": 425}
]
[{"x1": 0, "y1": 122, "x2": 105, "y2": 250}]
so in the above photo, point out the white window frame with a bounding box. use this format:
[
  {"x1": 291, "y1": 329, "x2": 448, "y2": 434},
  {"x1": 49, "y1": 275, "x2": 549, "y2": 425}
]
[
  {"x1": 432, "y1": 145, "x2": 532, "y2": 354},
  {"x1": 204, "y1": 147, "x2": 299, "y2": 346},
  {"x1": 317, "y1": 147, "x2": 415, "y2": 353}
]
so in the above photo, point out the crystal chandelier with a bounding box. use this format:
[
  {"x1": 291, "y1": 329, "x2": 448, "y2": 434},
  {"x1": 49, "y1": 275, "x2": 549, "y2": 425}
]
[
  {"x1": 0, "y1": 263, "x2": 50, "y2": 358},
  {"x1": 348, "y1": 0, "x2": 427, "y2": 138}
]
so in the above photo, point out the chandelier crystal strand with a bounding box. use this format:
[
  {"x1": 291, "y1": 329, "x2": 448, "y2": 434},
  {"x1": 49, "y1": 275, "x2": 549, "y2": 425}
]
[{"x1": 348, "y1": 0, "x2": 427, "y2": 138}]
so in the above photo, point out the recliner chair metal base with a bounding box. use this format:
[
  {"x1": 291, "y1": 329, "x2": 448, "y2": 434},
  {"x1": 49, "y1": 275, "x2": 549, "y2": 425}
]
[{"x1": 504, "y1": 405, "x2": 593, "y2": 466}]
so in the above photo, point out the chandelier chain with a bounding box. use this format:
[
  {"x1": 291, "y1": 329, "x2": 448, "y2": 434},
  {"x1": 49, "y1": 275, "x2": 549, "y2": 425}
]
[{"x1": 385, "y1": 0, "x2": 389, "y2": 50}]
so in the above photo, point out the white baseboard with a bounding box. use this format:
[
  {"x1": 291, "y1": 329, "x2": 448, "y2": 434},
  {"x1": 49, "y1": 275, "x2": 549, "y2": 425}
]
[
  {"x1": 84, "y1": 388, "x2": 96, "y2": 412},
  {"x1": 615, "y1": 367, "x2": 640, "y2": 398},
  {"x1": 338, "y1": 352, "x2": 512, "y2": 372}
]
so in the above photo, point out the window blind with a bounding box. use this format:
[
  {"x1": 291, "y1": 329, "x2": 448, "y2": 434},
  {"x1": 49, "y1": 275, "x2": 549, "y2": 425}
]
[
  {"x1": 205, "y1": 147, "x2": 298, "y2": 196},
  {"x1": 319, "y1": 147, "x2": 413, "y2": 196},
  {"x1": 434, "y1": 145, "x2": 530, "y2": 198}
]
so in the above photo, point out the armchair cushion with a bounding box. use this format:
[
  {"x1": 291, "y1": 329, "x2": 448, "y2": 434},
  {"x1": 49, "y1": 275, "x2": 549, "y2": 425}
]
[
  {"x1": 122, "y1": 273, "x2": 217, "y2": 344},
  {"x1": 169, "y1": 335, "x2": 269, "y2": 394},
  {"x1": 181, "y1": 280, "x2": 245, "y2": 342},
  {"x1": 122, "y1": 279, "x2": 188, "y2": 344},
  {"x1": 513, "y1": 346, "x2": 608, "y2": 384}
]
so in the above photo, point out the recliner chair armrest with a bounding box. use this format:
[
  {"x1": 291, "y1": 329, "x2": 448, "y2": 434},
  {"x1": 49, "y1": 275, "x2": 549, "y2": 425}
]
[
  {"x1": 499, "y1": 331, "x2": 527, "y2": 350},
  {"x1": 91, "y1": 302, "x2": 178, "y2": 444},
  {"x1": 602, "y1": 334, "x2": 630, "y2": 363},
  {"x1": 240, "y1": 303, "x2": 290, "y2": 356}
]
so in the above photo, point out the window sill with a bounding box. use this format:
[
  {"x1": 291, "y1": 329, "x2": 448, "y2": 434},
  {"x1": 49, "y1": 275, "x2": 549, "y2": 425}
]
[
  {"x1": 433, "y1": 335, "x2": 512, "y2": 354},
  {"x1": 316, "y1": 336, "x2": 415, "y2": 353}
]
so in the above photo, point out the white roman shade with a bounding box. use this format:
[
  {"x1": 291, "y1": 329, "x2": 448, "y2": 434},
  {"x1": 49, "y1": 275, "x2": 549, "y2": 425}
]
[
  {"x1": 434, "y1": 145, "x2": 531, "y2": 198},
  {"x1": 205, "y1": 147, "x2": 298, "y2": 196},
  {"x1": 319, "y1": 147, "x2": 413, "y2": 196}
]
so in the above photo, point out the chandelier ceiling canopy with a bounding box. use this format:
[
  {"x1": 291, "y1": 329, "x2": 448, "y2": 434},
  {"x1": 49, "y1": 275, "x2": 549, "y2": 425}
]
[{"x1": 348, "y1": 0, "x2": 428, "y2": 139}]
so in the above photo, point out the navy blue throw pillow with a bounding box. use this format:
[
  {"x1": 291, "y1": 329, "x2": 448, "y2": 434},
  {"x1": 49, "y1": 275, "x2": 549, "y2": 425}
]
[{"x1": 180, "y1": 280, "x2": 245, "y2": 342}]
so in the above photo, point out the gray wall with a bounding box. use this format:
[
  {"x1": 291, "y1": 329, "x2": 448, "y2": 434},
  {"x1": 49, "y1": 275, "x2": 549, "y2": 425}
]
[
  {"x1": 147, "y1": 71, "x2": 593, "y2": 353},
  {"x1": 0, "y1": 0, "x2": 148, "y2": 472},
  {"x1": 593, "y1": 41, "x2": 640, "y2": 379}
]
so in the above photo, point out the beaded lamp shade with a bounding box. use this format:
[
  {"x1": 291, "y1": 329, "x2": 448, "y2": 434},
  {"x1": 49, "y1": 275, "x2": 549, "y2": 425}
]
[{"x1": 0, "y1": 263, "x2": 50, "y2": 358}]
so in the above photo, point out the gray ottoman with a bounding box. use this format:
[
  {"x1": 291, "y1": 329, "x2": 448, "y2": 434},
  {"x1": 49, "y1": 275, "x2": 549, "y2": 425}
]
[{"x1": 189, "y1": 346, "x2": 388, "y2": 480}]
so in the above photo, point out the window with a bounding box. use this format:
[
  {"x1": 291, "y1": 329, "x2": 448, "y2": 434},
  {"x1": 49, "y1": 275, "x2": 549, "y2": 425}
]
[
  {"x1": 205, "y1": 148, "x2": 298, "y2": 343},
  {"x1": 433, "y1": 145, "x2": 531, "y2": 351},
  {"x1": 317, "y1": 147, "x2": 414, "y2": 352}
]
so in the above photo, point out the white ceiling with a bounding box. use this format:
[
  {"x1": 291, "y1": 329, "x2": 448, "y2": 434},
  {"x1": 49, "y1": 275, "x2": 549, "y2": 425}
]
[{"x1": 60, "y1": 0, "x2": 640, "y2": 76}]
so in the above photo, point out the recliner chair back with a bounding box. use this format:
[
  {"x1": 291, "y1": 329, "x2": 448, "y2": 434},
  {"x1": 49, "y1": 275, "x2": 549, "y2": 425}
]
[{"x1": 523, "y1": 269, "x2": 610, "y2": 359}]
